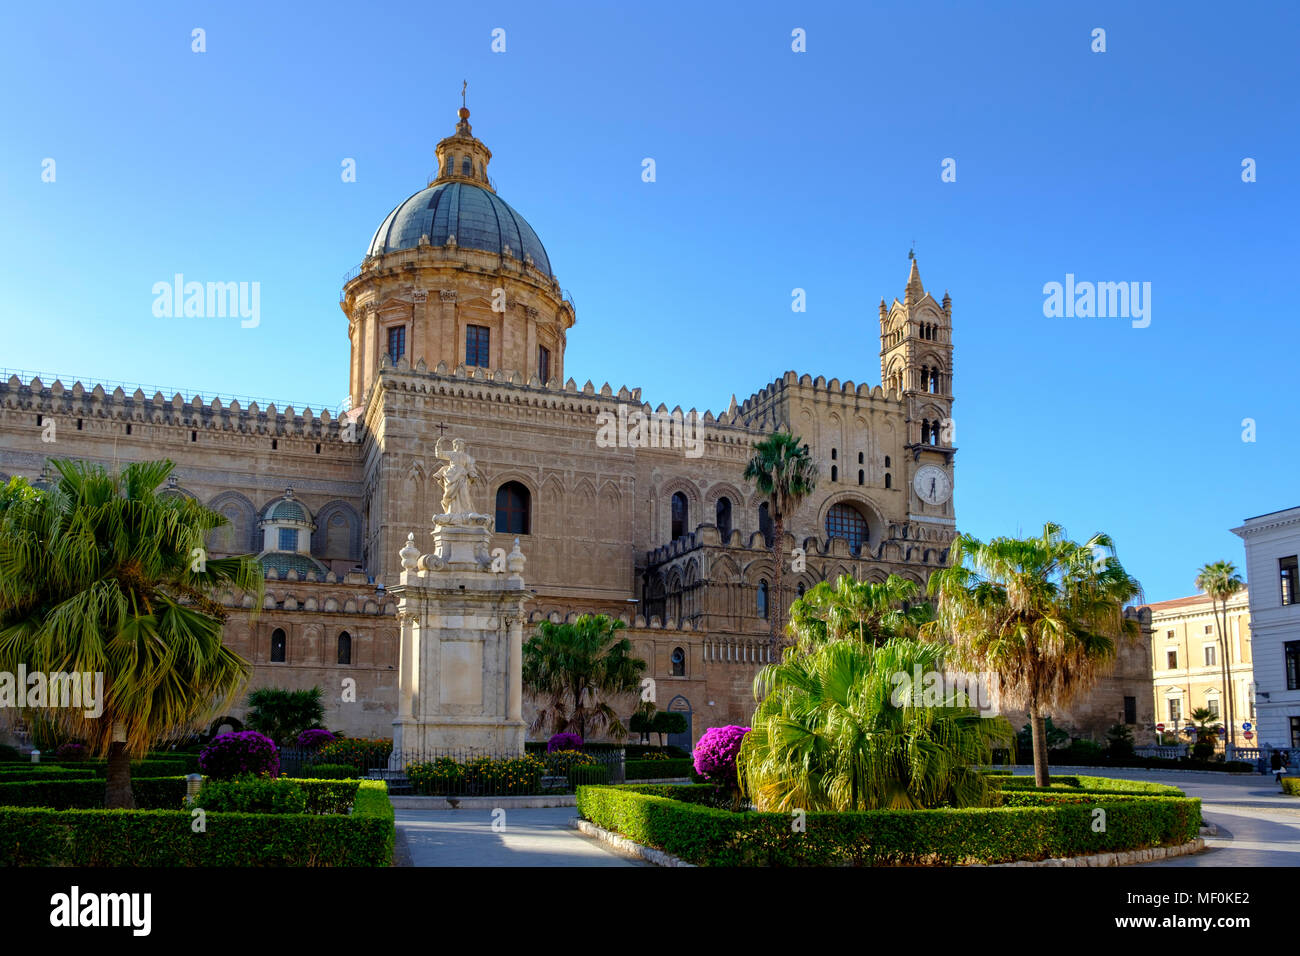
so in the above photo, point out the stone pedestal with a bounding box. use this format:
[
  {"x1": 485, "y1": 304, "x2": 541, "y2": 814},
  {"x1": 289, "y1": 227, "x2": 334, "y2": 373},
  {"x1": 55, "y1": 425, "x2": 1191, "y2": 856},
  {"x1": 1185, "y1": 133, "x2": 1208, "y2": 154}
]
[{"x1": 390, "y1": 521, "x2": 529, "y2": 765}]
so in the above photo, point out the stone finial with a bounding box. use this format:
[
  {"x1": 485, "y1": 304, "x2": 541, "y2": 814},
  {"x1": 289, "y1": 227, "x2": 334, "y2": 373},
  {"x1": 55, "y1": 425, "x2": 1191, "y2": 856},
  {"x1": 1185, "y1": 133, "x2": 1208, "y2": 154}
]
[
  {"x1": 400, "y1": 532, "x2": 420, "y2": 570},
  {"x1": 507, "y1": 537, "x2": 525, "y2": 574}
]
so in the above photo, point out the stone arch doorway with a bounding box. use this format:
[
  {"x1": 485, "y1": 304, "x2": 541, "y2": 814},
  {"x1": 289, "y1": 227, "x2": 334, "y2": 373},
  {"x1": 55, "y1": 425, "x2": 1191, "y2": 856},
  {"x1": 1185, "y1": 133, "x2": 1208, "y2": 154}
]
[{"x1": 666, "y1": 695, "x2": 693, "y2": 752}]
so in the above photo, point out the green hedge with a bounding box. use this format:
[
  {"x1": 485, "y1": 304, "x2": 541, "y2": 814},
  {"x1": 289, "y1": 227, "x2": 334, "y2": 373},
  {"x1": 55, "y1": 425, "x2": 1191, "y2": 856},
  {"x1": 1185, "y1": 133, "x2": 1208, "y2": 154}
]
[
  {"x1": 43, "y1": 759, "x2": 192, "y2": 779},
  {"x1": 575, "y1": 785, "x2": 1201, "y2": 866},
  {"x1": 625, "y1": 758, "x2": 694, "y2": 780},
  {"x1": 1282, "y1": 777, "x2": 1299, "y2": 796},
  {"x1": 0, "y1": 766, "x2": 98, "y2": 781},
  {"x1": 0, "y1": 779, "x2": 393, "y2": 866},
  {"x1": 0, "y1": 777, "x2": 189, "y2": 810},
  {"x1": 991, "y1": 775, "x2": 1184, "y2": 797}
]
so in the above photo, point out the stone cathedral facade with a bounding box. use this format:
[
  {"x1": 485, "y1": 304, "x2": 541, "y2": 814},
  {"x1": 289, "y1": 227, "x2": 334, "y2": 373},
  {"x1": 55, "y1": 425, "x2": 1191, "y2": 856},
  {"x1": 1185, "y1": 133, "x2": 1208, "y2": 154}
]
[{"x1": 2, "y1": 106, "x2": 1146, "y2": 748}]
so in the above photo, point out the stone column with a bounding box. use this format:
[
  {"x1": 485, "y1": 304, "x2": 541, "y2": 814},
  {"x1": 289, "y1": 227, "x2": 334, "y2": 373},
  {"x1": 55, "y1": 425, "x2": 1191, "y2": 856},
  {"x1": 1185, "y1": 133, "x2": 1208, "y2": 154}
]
[
  {"x1": 411, "y1": 289, "x2": 428, "y2": 368},
  {"x1": 439, "y1": 290, "x2": 458, "y2": 368}
]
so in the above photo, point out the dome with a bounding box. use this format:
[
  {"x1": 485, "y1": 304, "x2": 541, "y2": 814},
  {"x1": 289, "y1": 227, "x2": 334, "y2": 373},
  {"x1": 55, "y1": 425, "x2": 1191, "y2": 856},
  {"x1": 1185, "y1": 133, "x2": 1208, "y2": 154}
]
[
  {"x1": 265, "y1": 497, "x2": 308, "y2": 523},
  {"x1": 367, "y1": 181, "x2": 552, "y2": 276}
]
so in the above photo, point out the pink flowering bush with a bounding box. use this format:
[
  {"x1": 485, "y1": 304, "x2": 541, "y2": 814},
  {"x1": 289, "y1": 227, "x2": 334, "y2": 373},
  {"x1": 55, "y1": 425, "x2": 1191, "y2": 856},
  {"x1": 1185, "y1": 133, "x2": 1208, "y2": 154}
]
[
  {"x1": 693, "y1": 725, "x2": 750, "y2": 788},
  {"x1": 199, "y1": 730, "x2": 280, "y2": 779}
]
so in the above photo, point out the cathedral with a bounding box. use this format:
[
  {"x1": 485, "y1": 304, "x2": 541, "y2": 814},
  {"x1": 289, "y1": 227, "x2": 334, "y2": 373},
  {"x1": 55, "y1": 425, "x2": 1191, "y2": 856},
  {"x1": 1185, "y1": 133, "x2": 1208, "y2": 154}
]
[{"x1": 0, "y1": 104, "x2": 971, "y2": 747}]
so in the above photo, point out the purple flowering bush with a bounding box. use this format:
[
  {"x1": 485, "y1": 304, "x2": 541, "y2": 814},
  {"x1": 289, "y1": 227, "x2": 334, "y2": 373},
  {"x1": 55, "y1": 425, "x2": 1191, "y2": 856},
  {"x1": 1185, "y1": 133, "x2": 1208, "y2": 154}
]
[
  {"x1": 54, "y1": 742, "x2": 88, "y2": 761},
  {"x1": 693, "y1": 725, "x2": 750, "y2": 788},
  {"x1": 199, "y1": 730, "x2": 280, "y2": 779},
  {"x1": 547, "y1": 732, "x2": 583, "y2": 753},
  {"x1": 296, "y1": 728, "x2": 337, "y2": 750}
]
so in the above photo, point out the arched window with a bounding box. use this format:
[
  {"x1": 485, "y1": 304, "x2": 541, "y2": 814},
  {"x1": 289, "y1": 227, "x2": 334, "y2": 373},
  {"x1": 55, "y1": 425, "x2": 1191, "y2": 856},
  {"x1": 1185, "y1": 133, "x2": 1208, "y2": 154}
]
[
  {"x1": 337, "y1": 631, "x2": 352, "y2": 666},
  {"x1": 831, "y1": 465, "x2": 838, "y2": 482},
  {"x1": 495, "y1": 482, "x2": 531, "y2": 535},
  {"x1": 797, "y1": 582, "x2": 806, "y2": 598},
  {"x1": 921, "y1": 420, "x2": 931, "y2": 444},
  {"x1": 715, "y1": 497, "x2": 732, "y2": 540},
  {"x1": 858, "y1": 470, "x2": 864, "y2": 485},
  {"x1": 758, "y1": 502, "x2": 774, "y2": 547},
  {"x1": 461, "y1": 155, "x2": 473, "y2": 176},
  {"x1": 831, "y1": 448, "x2": 837, "y2": 460},
  {"x1": 270, "y1": 628, "x2": 286, "y2": 663},
  {"x1": 884, "y1": 456, "x2": 891, "y2": 468},
  {"x1": 858, "y1": 452, "x2": 864, "y2": 464},
  {"x1": 826, "y1": 503, "x2": 870, "y2": 556},
  {"x1": 671, "y1": 492, "x2": 689, "y2": 539},
  {"x1": 757, "y1": 580, "x2": 769, "y2": 619},
  {"x1": 671, "y1": 647, "x2": 685, "y2": 676},
  {"x1": 885, "y1": 473, "x2": 892, "y2": 489}
]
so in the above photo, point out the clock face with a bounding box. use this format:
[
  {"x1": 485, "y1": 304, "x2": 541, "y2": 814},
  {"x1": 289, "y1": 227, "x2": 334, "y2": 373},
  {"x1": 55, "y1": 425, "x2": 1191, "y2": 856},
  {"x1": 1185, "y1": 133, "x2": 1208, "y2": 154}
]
[{"x1": 912, "y1": 464, "x2": 952, "y2": 505}]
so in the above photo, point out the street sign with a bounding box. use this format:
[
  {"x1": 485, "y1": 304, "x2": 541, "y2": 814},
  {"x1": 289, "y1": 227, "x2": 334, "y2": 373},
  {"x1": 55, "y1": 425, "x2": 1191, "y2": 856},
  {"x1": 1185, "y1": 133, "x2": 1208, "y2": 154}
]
[
  {"x1": 1156, "y1": 722, "x2": 1166, "y2": 732},
  {"x1": 1243, "y1": 722, "x2": 1253, "y2": 731},
  {"x1": 1244, "y1": 731, "x2": 1254, "y2": 740}
]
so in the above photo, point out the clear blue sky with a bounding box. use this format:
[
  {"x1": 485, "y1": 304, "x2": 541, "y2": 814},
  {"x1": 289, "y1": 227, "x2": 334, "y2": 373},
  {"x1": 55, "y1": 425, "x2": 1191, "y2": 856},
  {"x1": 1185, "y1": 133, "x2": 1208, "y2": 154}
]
[{"x1": 2, "y1": 1, "x2": 1296, "y2": 602}]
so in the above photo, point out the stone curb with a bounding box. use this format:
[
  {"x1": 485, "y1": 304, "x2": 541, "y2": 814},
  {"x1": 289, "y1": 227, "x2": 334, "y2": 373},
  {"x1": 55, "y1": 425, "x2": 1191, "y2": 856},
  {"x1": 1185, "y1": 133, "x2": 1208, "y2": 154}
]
[
  {"x1": 391, "y1": 794, "x2": 577, "y2": 810},
  {"x1": 570, "y1": 818, "x2": 695, "y2": 866},
  {"x1": 570, "y1": 817, "x2": 1204, "y2": 868},
  {"x1": 973, "y1": 838, "x2": 1205, "y2": 867}
]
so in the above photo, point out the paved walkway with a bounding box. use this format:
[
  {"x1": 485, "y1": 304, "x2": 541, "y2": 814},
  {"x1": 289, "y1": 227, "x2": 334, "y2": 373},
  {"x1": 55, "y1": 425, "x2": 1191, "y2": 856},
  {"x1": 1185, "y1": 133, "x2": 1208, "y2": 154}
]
[
  {"x1": 395, "y1": 807, "x2": 643, "y2": 867},
  {"x1": 1015, "y1": 766, "x2": 1300, "y2": 867}
]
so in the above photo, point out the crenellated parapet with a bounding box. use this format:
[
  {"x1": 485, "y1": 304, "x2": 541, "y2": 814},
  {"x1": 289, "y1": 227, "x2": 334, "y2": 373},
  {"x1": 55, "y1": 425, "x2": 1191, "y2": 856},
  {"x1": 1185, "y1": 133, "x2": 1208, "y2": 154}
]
[{"x1": 0, "y1": 374, "x2": 359, "y2": 443}]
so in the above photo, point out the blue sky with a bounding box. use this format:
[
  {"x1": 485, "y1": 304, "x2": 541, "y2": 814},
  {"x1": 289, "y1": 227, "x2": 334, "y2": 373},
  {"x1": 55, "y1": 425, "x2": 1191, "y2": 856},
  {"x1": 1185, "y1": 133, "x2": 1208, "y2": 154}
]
[{"x1": 2, "y1": 1, "x2": 1296, "y2": 602}]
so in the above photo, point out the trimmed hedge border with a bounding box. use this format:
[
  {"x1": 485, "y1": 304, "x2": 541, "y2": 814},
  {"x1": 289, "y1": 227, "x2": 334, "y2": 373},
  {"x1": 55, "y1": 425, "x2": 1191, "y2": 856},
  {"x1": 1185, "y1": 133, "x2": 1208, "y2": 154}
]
[
  {"x1": 575, "y1": 785, "x2": 1201, "y2": 866},
  {"x1": 0, "y1": 779, "x2": 393, "y2": 866},
  {"x1": 0, "y1": 776, "x2": 365, "y2": 815},
  {"x1": 625, "y1": 759, "x2": 694, "y2": 780},
  {"x1": 991, "y1": 775, "x2": 1185, "y2": 797}
]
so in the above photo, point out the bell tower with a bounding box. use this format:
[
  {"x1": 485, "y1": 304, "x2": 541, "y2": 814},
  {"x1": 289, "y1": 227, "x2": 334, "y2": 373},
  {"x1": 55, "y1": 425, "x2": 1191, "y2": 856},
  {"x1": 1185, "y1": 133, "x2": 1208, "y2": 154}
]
[{"x1": 879, "y1": 255, "x2": 956, "y2": 524}]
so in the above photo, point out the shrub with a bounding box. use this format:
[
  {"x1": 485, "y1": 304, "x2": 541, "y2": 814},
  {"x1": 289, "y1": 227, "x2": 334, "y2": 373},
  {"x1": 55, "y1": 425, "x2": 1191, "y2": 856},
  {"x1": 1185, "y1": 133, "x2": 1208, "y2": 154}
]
[
  {"x1": 297, "y1": 763, "x2": 361, "y2": 779},
  {"x1": 296, "y1": 729, "x2": 337, "y2": 751},
  {"x1": 693, "y1": 726, "x2": 749, "y2": 788},
  {"x1": 0, "y1": 745, "x2": 23, "y2": 762},
  {"x1": 568, "y1": 764, "x2": 610, "y2": 787},
  {"x1": 54, "y1": 743, "x2": 89, "y2": 762},
  {"x1": 315, "y1": 737, "x2": 392, "y2": 771},
  {"x1": 405, "y1": 755, "x2": 548, "y2": 796},
  {"x1": 576, "y1": 785, "x2": 1201, "y2": 866},
  {"x1": 1063, "y1": 739, "x2": 1105, "y2": 763},
  {"x1": 199, "y1": 731, "x2": 280, "y2": 780},
  {"x1": 626, "y1": 758, "x2": 694, "y2": 780},
  {"x1": 196, "y1": 778, "x2": 308, "y2": 814},
  {"x1": 545, "y1": 749, "x2": 595, "y2": 774},
  {"x1": 0, "y1": 779, "x2": 393, "y2": 866},
  {"x1": 1281, "y1": 777, "x2": 1299, "y2": 796},
  {"x1": 548, "y1": 732, "x2": 583, "y2": 753},
  {"x1": 1105, "y1": 724, "x2": 1136, "y2": 760}
]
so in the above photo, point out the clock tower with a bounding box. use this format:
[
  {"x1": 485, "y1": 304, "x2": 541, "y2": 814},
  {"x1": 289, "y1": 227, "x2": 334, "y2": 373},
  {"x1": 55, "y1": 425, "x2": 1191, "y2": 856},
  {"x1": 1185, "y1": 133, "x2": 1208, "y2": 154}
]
[{"x1": 879, "y1": 256, "x2": 956, "y2": 527}]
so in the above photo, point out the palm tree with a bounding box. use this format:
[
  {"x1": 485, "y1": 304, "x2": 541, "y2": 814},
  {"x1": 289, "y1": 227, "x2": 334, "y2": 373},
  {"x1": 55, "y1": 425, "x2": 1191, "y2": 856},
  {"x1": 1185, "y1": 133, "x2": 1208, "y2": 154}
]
[
  {"x1": 1195, "y1": 561, "x2": 1244, "y2": 759},
  {"x1": 923, "y1": 522, "x2": 1143, "y2": 787},
  {"x1": 522, "y1": 614, "x2": 646, "y2": 741},
  {"x1": 737, "y1": 637, "x2": 1010, "y2": 812},
  {"x1": 787, "y1": 573, "x2": 931, "y2": 651},
  {"x1": 246, "y1": 686, "x2": 326, "y2": 746},
  {"x1": 1187, "y1": 706, "x2": 1221, "y2": 758},
  {"x1": 0, "y1": 460, "x2": 261, "y2": 808},
  {"x1": 742, "y1": 430, "x2": 818, "y2": 651}
]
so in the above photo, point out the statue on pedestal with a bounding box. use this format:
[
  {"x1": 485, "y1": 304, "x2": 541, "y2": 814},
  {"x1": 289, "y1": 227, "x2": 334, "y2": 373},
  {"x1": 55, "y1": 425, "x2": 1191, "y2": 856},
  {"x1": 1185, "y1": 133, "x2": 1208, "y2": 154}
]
[{"x1": 434, "y1": 436, "x2": 479, "y2": 520}]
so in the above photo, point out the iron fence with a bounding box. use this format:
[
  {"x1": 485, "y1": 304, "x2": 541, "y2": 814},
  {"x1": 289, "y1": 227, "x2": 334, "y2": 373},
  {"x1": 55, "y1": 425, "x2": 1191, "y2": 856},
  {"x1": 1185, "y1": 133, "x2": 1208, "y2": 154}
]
[{"x1": 279, "y1": 746, "x2": 626, "y2": 796}]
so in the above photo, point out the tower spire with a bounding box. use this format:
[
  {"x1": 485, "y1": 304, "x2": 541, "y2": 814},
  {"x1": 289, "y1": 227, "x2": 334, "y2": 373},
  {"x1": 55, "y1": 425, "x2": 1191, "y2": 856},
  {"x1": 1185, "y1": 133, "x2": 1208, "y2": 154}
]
[{"x1": 905, "y1": 254, "x2": 924, "y2": 304}]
